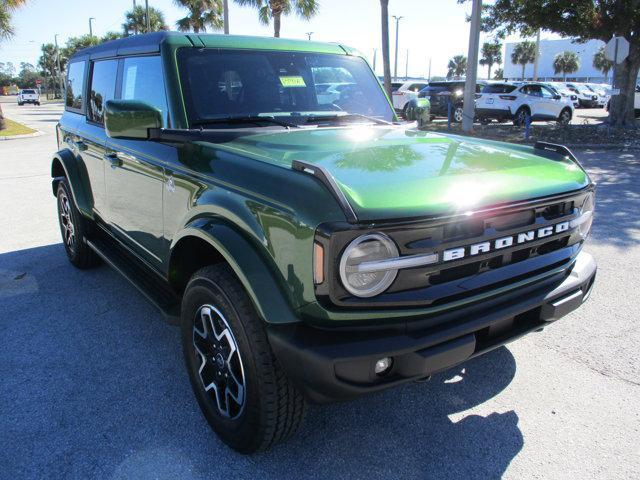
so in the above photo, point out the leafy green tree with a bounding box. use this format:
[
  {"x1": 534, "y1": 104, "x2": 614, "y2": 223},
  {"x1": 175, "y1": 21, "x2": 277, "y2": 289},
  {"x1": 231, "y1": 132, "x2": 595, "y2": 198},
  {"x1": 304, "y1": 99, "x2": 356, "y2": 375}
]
[
  {"x1": 0, "y1": 0, "x2": 27, "y2": 130},
  {"x1": 17, "y1": 62, "x2": 40, "y2": 88},
  {"x1": 479, "y1": 40, "x2": 502, "y2": 80},
  {"x1": 62, "y1": 34, "x2": 101, "y2": 59},
  {"x1": 469, "y1": 0, "x2": 639, "y2": 126},
  {"x1": 510, "y1": 40, "x2": 536, "y2": 80},
  {"x1": 0, "y1": 0, "x2": 25, "y2": 40},
  {"x1": 123, "y1": 5, "x2": 169, "y2": 35},
  {"x1": 380, "y1": 0, "x2": 392, "y2": 99},
  {"x1": 101, "y1": 31, "x2": 124, "y2": 42},
  {"x1": 553, "y1": 50, "x2": 580, "y2": 80},
  {"x1": 593, "y1": 46, "x2": 614, "y2": 83},
  {"x1": 175, "y1": 0, "x2": 223, "y2": 32},
  {"x1": 234, "y1": 0, "x2": 318, "y2": 38},
  {"x1": 447, "y1": 55, "x2": 467, "y2": 79},
  {"x1": 38, "y1": 43, "x2": 66, "y2": 78},
  {"x1": 493, "y1": 67, "x2": 504, "y2": 80}
]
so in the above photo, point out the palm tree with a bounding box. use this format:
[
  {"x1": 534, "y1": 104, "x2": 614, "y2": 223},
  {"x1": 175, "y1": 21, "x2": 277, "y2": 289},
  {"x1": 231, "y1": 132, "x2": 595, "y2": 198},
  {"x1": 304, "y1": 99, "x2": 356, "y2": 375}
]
[
  {"x1": 447, "y1": 55, "x2": 467, "y2": 80},
  {"x1": 553, "y1": 51, "x2": 580, "y2": 81},
  {"x1": 511, "y1": 41, "x2": 536, "y2": 80},
  {"x1": 593, "y1": 46, "x2": 614, "y2": 83},
  {"x1": 174, "y1": 0, "x2": 223, "y2": 33},
  {"x1": 38, "y1": 43, "x2": 65, "y2": 78},
  {"x1": 123, "y1": 5, "x2": 169, "y2": 35},
  {"x1": 0, "y1": 0, "x2": 27, "y2": 131},
  {"x1": 479, "y1": 40, "x2": 502, "y2": 80},
  {"x1": 234, "y1": 0, "x2": 318, "y2": 38},
  {"x1": 380, "y1": 0, "x2": 392, "y2": 100},
  {"x1": 493, "y1": 67, "x2": 504, "y2": 80}
]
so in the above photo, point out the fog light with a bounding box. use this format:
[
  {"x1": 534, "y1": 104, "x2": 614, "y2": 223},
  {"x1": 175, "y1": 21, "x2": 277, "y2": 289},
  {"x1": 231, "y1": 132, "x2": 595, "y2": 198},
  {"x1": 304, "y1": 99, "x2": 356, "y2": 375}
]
[{"x1": 374, "y1": 357, "x2": 393, "y2": 375}]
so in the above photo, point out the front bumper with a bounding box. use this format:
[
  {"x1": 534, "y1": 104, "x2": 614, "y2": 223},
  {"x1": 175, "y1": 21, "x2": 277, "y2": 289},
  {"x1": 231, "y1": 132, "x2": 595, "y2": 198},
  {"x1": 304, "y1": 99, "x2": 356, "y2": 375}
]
[{"x1": 268, "y1": 251, "x2": 596, "y2": 403}]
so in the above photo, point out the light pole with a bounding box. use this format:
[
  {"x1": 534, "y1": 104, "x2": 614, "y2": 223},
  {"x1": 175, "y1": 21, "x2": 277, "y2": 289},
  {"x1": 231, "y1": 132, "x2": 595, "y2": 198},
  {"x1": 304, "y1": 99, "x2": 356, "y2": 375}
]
[
  {"x1": 462, "y1": 0, "x2": 482, "y2": 132},
  {"x1": 372, "y1": 48, "x2": 377, "y2": 72},
  {"x1": 145, "y1": 0, "x2": 150, "y2": 33},
  {"x1": 306, "y1": 32, "x2": 313, "y2": 41},
  {"x1": 392, "y1": 15, "x2": 403, "y2": 81},
  {"x1": 54, "y1": 34, "x2": 63, "y2": 99},
  {"x1": 89, "y1": 17, "x2": 95, "y2": 37},
  {"x1": 533, "y1": 28, "x2": 541, "y2": 81},
  {"x1": 405, "y1": 49, "x2": 409, "y2": 79},
  {"x1": 223, "y1": 0, "x2": 229, "y2": 34}
]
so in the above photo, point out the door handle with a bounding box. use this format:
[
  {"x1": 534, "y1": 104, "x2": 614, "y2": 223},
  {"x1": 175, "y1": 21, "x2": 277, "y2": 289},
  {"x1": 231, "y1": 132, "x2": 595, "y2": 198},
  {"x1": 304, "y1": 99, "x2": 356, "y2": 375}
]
[
  {"x1": 103, "y1": 153, "x2": 122, "y2": 169},
  {"x1": 66, "y1": 138, "x2": 87, "y2": 152}
]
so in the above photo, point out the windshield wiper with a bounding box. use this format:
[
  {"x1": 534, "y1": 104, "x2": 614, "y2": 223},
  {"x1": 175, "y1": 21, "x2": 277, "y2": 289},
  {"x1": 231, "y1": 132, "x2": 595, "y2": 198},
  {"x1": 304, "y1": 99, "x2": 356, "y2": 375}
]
[
  {"x1": 304, "y1": 113, "x2": 392, "y2": 126},
  {"x1": 192, "y1": 115, "x2": 300, "y2": 129}
]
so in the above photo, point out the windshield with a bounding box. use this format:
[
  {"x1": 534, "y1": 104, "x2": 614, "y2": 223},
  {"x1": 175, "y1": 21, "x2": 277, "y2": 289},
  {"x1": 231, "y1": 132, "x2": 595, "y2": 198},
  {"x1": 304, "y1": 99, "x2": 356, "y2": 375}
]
[{"x1": 177, "y1": 48, "x2": 395, "y2": 126}]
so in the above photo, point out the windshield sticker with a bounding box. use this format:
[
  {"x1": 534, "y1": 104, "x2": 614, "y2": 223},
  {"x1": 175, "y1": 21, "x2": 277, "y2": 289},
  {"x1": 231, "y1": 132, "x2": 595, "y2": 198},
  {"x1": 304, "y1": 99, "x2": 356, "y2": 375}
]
[{"x1": 279, "y1": 76, "x2": 306, "y2": 88}]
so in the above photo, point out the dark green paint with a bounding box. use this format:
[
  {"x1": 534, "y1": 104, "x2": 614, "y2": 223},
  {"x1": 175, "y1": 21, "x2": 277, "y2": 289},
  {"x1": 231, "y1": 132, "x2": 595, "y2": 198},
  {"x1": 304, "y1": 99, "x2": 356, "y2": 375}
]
[{"x1": 55, "y1": 33, "x2": 592, "y2": 326}]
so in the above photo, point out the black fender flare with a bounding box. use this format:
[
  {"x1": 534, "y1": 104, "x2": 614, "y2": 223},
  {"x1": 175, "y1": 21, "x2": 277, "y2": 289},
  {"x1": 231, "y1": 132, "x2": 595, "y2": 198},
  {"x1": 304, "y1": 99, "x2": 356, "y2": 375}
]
[
  {"x1": 170, "y1": 219, "x2": 301, "y2": 325},
  {"x1": 51, "y1": 149, "x2": 93, "y2": 218}
]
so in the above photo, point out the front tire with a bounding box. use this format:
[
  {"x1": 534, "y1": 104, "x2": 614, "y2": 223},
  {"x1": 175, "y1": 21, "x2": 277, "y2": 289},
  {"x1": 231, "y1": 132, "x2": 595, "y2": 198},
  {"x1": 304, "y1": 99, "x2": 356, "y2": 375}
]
[
  {"x1": 181, "y1": 264, "x2": 306, "y2": 453},
  {"x1": 56, "y1": 179, "x2": 101, "y2": 269},
  {"x1": 513, "y1": 107, "x2": 530, "y2": 127}
]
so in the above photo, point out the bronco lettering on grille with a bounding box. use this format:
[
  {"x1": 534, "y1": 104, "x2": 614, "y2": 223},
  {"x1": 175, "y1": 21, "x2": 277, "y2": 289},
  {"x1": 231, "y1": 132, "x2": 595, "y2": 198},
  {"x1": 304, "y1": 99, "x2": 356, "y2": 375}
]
[{"x1": 442, "y1": 221, "x2": 570, "y2": 262}]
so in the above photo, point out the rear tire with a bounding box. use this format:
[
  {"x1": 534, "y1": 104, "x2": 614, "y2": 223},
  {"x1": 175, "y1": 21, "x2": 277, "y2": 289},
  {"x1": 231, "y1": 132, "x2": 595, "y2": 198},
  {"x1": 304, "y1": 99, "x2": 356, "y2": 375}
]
[
  {"x1": 56, "y1": 179, "x2": 101, "y2": 269},
  {"x1": 453, "y1": 105, "x2": 464, "y2": 123},
  {"x1": 181, "y1": 264, "x2": 306, "y2": 453},
  {"x1": 557, "y1": 108, "x2": 572, "y2": 125}
]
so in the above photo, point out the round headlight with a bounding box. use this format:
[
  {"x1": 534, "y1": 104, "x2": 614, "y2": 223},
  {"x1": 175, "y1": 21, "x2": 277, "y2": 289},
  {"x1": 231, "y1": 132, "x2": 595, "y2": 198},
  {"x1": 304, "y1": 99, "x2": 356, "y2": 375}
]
[
  {"x1": 578, "y1": 192, "x2": 595, "y2": 239},
  {"x1": 339, "y1": 233, "x2": 399, "y2": 298}
]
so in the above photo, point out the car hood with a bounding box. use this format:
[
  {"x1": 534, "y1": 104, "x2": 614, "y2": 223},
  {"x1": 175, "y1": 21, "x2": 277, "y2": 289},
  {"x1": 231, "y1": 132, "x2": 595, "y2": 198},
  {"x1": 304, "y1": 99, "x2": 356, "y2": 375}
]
[{"x1": 216, "y1": 125, "x2": 589, "y2": 221}]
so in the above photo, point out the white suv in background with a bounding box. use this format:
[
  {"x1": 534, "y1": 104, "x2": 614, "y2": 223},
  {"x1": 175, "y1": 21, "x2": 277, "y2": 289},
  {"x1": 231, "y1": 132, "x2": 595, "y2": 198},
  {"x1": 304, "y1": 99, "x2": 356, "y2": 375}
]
[
  {"x1": 545, "y1": 82, "x2": 579, "y2": 107},
  {"x1": 476, "y1": 82, "x2": 574, "y2": 126},
  {"x1": 391, "y1": 80, "x2": 429, "y2": 116},
  {"x1": 564, "y1": 83, "x2": 599, "y2": 108},
  {"x1": 17, "y1": 88, "x2": 40, "y2": 106}
]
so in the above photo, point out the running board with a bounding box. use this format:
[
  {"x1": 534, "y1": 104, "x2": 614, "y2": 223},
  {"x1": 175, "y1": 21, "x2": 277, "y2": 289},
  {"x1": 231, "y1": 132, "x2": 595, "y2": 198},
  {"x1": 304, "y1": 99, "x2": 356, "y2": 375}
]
[{"x1": 85, "y1": 236, "x2": 181, "y2": 325}]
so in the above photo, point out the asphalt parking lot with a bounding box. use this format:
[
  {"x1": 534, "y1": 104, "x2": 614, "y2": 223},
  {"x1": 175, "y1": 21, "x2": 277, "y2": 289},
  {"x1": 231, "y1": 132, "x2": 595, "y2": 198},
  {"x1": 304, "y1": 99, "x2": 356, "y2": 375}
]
[{"x1": 1, "y1": 101, "x2": 639, "y2": 479}]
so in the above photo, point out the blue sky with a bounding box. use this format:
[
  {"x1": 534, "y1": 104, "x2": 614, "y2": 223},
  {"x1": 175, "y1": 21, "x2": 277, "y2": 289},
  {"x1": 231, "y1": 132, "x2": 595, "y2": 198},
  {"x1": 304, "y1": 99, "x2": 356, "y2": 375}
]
[{"x1": 1, "y1": 0, "x2": 539, "y2": 78}]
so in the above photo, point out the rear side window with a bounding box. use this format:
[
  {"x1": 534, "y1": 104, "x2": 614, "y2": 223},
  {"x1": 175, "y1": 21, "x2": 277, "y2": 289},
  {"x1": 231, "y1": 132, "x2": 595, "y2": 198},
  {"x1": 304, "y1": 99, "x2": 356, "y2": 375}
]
[
  {"x1": 391, "y1": 82, "x2": 403, "y2": 92},
  {"x1": 121, "y1": 56, "x2": 169, "y2": 126},
  {"x1": 88, "y1": 60, "x2": 118, "y2": 125},
  {"x1": 482, "y1": 84, "x2": 516, "y2": 94},
  {"x1": 66, "y1": 61, "x2": 86, "y2": 111}
]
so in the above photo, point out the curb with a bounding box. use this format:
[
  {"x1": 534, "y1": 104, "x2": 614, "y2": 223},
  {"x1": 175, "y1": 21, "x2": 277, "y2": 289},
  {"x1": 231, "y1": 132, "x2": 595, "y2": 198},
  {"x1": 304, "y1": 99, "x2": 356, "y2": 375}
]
[{"x1": 0, "y1": 130, "x2": 45, "y2": 141}]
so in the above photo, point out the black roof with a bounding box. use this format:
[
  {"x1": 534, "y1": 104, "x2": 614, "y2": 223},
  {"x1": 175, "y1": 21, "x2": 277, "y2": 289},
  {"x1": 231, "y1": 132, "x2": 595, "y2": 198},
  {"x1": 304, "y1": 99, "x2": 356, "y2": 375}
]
[{"x1": 70, "y1": 31, "x2": 180, "y2": 60}]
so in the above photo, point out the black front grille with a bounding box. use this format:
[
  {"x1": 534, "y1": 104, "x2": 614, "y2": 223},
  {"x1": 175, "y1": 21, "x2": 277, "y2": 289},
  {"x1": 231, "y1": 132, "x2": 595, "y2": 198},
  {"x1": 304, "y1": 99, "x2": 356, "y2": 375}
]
[{"x1": 316, "y1": 190, "x2": 591, "y2": 310}]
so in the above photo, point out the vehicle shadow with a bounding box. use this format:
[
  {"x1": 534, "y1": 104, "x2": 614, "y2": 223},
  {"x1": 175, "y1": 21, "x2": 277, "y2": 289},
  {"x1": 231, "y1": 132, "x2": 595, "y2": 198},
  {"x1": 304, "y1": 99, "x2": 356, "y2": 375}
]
[
  {"x1": 0, "y1": 243, "x2": 521, "y2": 480},
  {"x1": 576, "y1": 149, "x2": 640, "y2": 248}
]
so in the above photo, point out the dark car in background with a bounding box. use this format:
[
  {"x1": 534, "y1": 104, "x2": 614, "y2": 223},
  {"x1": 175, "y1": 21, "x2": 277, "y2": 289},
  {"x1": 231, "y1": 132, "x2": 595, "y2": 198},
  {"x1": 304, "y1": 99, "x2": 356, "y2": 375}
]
[{"x1": 418, "y1": 80, "x2": 486, "y2": 122}]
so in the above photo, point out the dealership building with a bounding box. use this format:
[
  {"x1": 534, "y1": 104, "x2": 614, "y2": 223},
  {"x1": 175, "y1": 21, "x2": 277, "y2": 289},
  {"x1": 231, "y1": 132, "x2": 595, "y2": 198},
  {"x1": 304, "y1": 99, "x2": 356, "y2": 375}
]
[{"x1": 504, "y1": 38, "x2": 621, "y2": 84}]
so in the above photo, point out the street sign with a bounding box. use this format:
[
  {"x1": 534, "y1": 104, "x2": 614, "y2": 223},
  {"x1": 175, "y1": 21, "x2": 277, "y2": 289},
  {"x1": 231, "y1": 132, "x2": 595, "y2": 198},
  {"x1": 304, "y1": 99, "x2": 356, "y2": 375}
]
[{"x1": 604, "y1": 36, "x2": 629, "y2": 64}]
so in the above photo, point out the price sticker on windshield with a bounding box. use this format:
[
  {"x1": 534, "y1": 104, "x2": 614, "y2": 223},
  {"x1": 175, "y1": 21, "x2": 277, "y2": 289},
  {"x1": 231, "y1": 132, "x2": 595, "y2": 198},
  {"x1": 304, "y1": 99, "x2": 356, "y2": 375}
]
[{"x1": 279, "y1": 76, "x2": 306, "y2": 88}]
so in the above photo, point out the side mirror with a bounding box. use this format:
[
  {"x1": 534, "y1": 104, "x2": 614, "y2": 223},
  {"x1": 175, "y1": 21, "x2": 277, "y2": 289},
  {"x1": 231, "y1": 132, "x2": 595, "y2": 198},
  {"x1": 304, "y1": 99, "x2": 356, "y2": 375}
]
[
  {"x1": 104, "y1": 99, "x2": 162, "y2": 140},
  {"x1": 554, "y1": 94, "x2": 562, "y2": 100}
]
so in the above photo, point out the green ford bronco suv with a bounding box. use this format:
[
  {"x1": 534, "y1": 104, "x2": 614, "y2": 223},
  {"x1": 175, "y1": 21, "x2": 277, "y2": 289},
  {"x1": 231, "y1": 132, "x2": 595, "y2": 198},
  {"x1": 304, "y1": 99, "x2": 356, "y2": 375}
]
[{"x1": 52, "y1": 32, "x2": 596, "y2": 453}]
